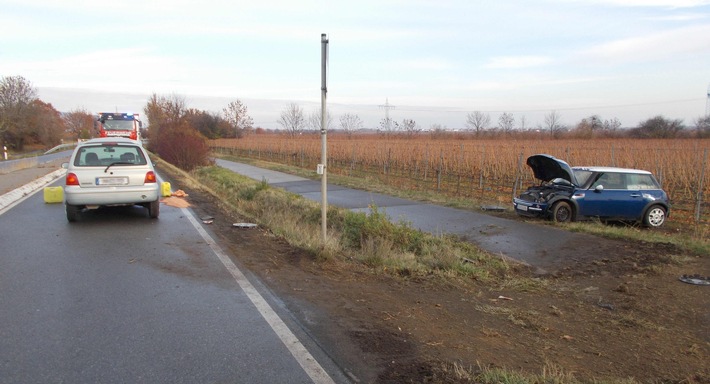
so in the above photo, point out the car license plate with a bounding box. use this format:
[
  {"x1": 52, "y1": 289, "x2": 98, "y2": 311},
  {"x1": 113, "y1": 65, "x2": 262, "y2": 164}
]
[
  {"x1": 517, "y1": 205, "x2": 528, "y2": 211},
  {"x1": 96, "y1": 177, "x2": 129, "y2": 186}
]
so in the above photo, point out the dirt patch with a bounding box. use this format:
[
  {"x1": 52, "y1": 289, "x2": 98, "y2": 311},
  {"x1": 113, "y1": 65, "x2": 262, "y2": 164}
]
[{"x1": 161, "y1": 166, "x2": 710, "y2": 383}]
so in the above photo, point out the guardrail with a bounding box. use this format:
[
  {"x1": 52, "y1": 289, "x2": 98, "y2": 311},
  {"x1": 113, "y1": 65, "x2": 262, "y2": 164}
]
[{"x1": 0, "y1": 157, "x2": 39, "y2": 175}]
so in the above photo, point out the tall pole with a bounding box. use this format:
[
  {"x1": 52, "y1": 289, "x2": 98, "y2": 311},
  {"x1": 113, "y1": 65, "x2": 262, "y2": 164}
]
[{"x1": 320, "y1": 33, "x2": 329, "y2": 243}]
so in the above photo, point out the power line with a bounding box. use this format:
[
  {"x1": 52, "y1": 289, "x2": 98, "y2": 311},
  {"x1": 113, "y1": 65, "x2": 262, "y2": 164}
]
[{"x1": 378, "y1": 98, "x2": 396, "y2": 129}]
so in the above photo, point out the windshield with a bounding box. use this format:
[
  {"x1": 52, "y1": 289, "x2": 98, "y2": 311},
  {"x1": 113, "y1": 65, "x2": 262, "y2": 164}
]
[
  {"x1": 102, "y1": 120, "x2": 134, "y2": 131},
  {"x1": 74, "y1": 144, "x2": 147, "y2": 167},
  {"x1": 573, "y1": 169, "x2": 593, "y2": 186}
]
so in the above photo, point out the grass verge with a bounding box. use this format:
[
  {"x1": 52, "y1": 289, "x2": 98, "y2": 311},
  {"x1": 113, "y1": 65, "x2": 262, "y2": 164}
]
[{"x1": 191, "y1": 165, "x2": 524, "y2": 285}]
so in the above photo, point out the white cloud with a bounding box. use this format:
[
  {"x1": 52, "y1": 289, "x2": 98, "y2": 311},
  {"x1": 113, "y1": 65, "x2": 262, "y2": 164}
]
[
  {"x1": 483, "y1": 56, "x2": 553, "y2": 69},
  {"x1": 576, "y1": 24, "x2": 710, "y2": 63},
  {"x1": 3, "y1": 48, "x2": 186, "y2": 93},
  {"x1": 384, "y1": 58, "x2": 456, "y2": 71},
  {"x1": 577, "y1": 0, "x2": 710, "y2": 8}
]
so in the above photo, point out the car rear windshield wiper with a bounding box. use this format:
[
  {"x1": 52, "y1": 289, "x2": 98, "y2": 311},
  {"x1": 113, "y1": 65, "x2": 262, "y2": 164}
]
[{"x1": 104, "y1": 162, "x2": 133, "y2": 173}]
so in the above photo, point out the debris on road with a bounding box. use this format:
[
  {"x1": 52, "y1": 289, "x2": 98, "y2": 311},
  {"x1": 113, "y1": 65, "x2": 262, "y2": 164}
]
[
  {"x1": 679, "y1": 274, "x2": 710, "y2": 286},
  {"x1": 233, "y1": 222, "x2": 258, "y2": 229},
  {"x1": 161, "y1": 196, "x2": 190, "y2": 208},
  {"x1": 481, "y1": 205, "x2": 506, "y2": 212}
]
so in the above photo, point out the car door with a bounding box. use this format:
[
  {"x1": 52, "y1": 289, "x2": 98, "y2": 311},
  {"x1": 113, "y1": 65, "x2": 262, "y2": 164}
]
[{"x1": 578, "y1": 172, "x2": 642, "y2": 219}]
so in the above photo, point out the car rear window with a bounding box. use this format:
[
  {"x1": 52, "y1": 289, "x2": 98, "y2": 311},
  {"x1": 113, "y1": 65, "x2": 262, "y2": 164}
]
[
  {"x1": 74, "y1": 145, "x2": 147, "y2": 167},
  {"x1": 625, "y1": 173, "x2": 661, "y2": 190}
]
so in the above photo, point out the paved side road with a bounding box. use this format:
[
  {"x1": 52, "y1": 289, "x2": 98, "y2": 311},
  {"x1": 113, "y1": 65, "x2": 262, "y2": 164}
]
[{"x1": 215, "y1": 159, "x2": 601, "y2": 273}]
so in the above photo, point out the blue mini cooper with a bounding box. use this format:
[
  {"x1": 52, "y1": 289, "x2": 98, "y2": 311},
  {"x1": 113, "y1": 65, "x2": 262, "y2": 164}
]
[{"x1": 513, "y1": 154, "x2": 670, "y2": 227}]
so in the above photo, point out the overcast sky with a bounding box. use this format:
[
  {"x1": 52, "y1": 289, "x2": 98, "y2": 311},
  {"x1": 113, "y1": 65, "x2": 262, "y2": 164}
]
[{"x1": 2, "y1": 0, "x2": 709, "y2": 129}]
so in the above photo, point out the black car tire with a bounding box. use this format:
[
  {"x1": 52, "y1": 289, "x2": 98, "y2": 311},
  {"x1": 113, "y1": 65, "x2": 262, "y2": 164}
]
[
  {"x1": 642, "y1": 205, "x2": 666, "y2": 228},
  {"x1": 66, "y1": 204, "x2": 80, "y2": 222},
  {"x1": 552, "y1": 201, "x2": 573, "y2": 223},
  {"x1": 148, "y1": 199, "x2": 160, "y2": 219}
]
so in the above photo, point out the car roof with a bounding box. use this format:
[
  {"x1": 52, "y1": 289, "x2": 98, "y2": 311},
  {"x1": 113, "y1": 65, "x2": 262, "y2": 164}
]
[
  {"x1": 572, "y1": 166, "x2": 652, "y2": 175},
  {"x1": 79, "y1": 138, "x2": 141, "y2": 146}
]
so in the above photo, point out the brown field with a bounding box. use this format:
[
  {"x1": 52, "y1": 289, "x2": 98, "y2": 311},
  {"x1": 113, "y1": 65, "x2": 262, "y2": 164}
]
[{"x1": 210, "y1": 134, "x2": 710, "y2": 236}]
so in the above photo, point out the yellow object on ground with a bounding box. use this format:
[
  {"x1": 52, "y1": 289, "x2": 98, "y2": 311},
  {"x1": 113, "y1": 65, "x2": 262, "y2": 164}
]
[
  {"x1": 43, "y1": 186, "x2": 64, "y2": 204},
  {"x1": 160, "y1": 182, "x2": 172, "y2": 197}
]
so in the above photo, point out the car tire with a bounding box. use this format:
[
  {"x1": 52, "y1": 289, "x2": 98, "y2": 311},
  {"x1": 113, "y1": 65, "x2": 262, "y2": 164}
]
[
  {"x1": 643, "y1": 205, "x2": 666, "y2": 228},
  {"x1": 552, "y1": 201, "x2": 573, "y2": 223},
  {"x1": 148, "y1": 199, "x2": 160, "y2": 219},
  {"x1": 66, "y1": 204, "x2": 80, "y2": 222}
]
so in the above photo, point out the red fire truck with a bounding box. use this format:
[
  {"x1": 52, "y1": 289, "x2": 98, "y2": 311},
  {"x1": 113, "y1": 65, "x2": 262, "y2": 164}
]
[{"x1": 96, "y1": 112, "x2": 142, "y2": 140}]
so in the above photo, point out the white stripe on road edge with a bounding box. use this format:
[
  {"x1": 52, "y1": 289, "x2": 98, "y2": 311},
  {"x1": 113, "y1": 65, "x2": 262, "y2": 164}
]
[
  {"x1": 0, "y1": 169, "x2": 66, "y2": 216},
  {"x1": 183, "y1": 208, "x2": 336, "y2": 384}
]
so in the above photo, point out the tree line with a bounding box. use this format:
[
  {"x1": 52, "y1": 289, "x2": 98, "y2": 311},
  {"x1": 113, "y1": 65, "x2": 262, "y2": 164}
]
[{"x1": 3, "y1": 74, "x2": 709, "y2": 156}]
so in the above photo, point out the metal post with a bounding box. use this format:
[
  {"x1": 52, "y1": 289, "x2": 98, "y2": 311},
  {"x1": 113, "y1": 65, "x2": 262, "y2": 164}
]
[{"x1": 320, "y1": 33, "x2": 329, "y2": 243}]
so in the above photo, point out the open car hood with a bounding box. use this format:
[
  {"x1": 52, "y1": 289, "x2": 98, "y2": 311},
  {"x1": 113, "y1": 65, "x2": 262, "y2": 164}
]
[{"x1": 526, "y1": 154, "x2": 577, "y2": 184}]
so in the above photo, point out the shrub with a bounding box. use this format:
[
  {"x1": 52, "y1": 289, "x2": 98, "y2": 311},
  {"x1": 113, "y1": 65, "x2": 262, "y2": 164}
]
[{"x1": 156, "y1": 122, "x2": 211, "y2": 171}]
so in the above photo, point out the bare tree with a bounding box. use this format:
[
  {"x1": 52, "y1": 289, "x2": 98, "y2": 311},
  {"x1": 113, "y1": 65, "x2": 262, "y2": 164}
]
[
  {"x1": 0, "y1": 75, "x2": 38, "y2": 150},
  {"x1": 429, "y1": 123, "x2": 447, "y2": 139},
  {"x1": 400, "y1": 118, "x2": 421, "y2": 138},
  {"x1": 63, "y1": 108, "x2": 95, "y2": 139},
  {"x1": 603, "y1": 117, "x2": 622, "y2": 132},
  {"x1": 694, "y1": 115, "x2": 710, "y2": 138},
  {"x1": 497, "y1": 112, "x2": 515, "y2": 133},
  {"x1": 378, "y1": 117, "x2": 399, "y2": 137},
  {"x1": 339, "y1": 113, "x2": 363, "y2": 138},
  {"x1": 143, "y1": 93, "x2": 187, "y2": 149},
  {"x1": 222, "y1": 100, "x2": 254, "y2": 138},
  {"x1": 519, "y1": 115, "x2": 528, "y2": 131},
  {"x1": 542, "y1": 110, "x2": 563, "y2": 137},
  {"x1": 465, "y1": 111, "x2": 490, "y2": 134},
  {"x1": 630, "y1": 115, "x2": 684, "y2": 138},
  {"x1": 307, "y1": 109, "x2": 333, "y2": 134},
  {"x1": 278, "y1": 103, "x2": 306, "y2": 137}
]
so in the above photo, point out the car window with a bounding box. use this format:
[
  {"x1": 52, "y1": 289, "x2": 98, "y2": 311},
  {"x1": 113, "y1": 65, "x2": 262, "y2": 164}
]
[
  {"x1": 591, "y1": 172, "x2": 626, "y2": 190},
  {"x1": 74, "y1": 145, "x2": 147, "y2": 167},
  {"x1": 573, "y1": 170, "x2": 593, "y2": 186},
  {"x1": 626, "y1": 173, "x2": 660, "y2": 190}
]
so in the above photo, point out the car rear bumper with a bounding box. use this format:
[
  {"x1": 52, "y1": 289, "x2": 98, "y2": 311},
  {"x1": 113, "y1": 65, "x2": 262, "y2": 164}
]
[{"x1": 65, "y1": 185, "x2": 159, "y2": 206}]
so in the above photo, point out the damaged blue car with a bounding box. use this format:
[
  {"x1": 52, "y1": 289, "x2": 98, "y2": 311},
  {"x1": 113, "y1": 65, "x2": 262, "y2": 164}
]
[{"x1": 513, "y1": 154, "x2": 670, "y2": 228}]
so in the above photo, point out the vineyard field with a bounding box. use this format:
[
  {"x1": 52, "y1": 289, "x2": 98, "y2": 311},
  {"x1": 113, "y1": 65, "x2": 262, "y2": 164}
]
[{"x1": 210, "y1": 135, "x2": 710, "y2": 236}]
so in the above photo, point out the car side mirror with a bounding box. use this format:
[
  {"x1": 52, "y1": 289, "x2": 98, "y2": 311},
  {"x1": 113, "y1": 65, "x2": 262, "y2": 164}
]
[{"x1": 594, "y1": 185, "x2": 604, "y2": 192}]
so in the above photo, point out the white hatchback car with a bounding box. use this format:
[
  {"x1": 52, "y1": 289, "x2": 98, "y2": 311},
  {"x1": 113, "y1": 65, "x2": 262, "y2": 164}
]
[{"x1": 63, "y1": 138, "x2": 160, "y2": 222}]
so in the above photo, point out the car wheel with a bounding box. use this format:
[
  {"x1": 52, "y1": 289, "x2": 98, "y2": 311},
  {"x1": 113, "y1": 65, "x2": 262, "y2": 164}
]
[
  {"x1": 66, "y1": 204, "x2": 80, "y2": 222},
  {"x1": 552, "y1": 201, "x2": 573, "y2": 223},
  {"x1": 643, "y1": 205, "x2": 666, "y2": 228},
  {"x1": 148, "y1": 199, "x2": 160, "y2": 219}
]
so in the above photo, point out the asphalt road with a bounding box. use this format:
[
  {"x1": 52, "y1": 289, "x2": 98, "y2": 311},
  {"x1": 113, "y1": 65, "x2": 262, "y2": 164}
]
[{"x1": 0, "y1": 157, "x2": 345, "y2": 383}]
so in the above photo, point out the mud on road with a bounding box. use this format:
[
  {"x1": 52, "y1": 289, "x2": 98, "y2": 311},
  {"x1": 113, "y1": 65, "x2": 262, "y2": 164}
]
[{"x1": 168, "y1": 168, "x2": 710, "y2": 383}]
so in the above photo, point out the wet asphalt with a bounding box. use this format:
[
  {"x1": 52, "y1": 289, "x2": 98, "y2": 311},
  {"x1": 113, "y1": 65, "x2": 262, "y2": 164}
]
[{"x1": 215, "y1": 159, "x2": 598, "y2": 273}]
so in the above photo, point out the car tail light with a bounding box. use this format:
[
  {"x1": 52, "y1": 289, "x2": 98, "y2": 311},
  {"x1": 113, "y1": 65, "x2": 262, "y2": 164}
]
[
  {"x1": 66, "y1": 173, "x2": 79, "y2": 186},
  {"x1": 144, "y1": 171, "x2": 157, "y2": 183}
]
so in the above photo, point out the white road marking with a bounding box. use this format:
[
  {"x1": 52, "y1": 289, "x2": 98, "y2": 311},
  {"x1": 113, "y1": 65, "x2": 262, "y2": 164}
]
[{"x1": 182, "y1": 207, "x2": 336, "y2": 384}]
